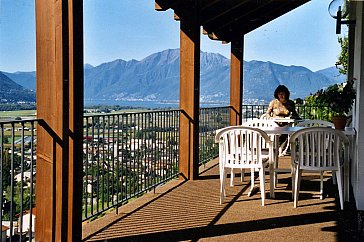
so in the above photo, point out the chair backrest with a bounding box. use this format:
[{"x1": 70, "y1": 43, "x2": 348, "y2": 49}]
[
  {"x1": 296, "y1": 119, "x2": 333, "y2": 128},
  {"x1": 242, "y1": 119, "x2": 279, "y2": 148},
  {"x1": 215, "y1": 126, "x2": 272, "y2": 169},
  {"x1": 289, "y1": 127, "x2": 349, "y2": 171},
  {"x1": 243, "y1": 118, "x2": 279, "y2": 128}
]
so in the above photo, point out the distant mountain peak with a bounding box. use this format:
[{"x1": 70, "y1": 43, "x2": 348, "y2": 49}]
[
  {"x1": 84, "y1": 63, "x2": 94, "y2": 69},
  {"x1": 2, "y1": 49, "x2": 345, "y2": 106},
  {"x1": 81, "y1": 49, "x2": 344, "y2": 104},
  {"x1": 141, "y1": 48, "x2": 180, "y2": 65}
]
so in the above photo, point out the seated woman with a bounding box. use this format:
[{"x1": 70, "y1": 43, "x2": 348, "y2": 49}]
[
  {"x1": 266, "y1": 85, "x2": 300, "y2": 155},
  {"x1": 266, "y1": 85, "x2": 299, "y2": 120}
]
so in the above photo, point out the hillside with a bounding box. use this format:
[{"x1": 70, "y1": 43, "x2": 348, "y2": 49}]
[
  {"x1": 3, "y1": 71, "x2": 36, "y2": 91},
  {"x1": 84, "y1": 49, "x2": 342, "y2": 103},
  {"x1": 2, "y1": 49, "x2": 344, "y2": 105},
  {"x1": 0, "y1": 72, "x2": 35, "y2": 103}
]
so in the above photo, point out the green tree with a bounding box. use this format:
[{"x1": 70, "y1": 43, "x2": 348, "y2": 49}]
[
  {"x1": 2, "y1": 137, "x2": 9, "y2": 144},
  {"x1": 2, "y1": 149, "x2": 21, "y2": 188},
  {"x1": 4, "y1": 181, "x2": 35, "y2": 220},
  {"x1": 336, "y1": 36, "x2": 349, "y2": 75}
]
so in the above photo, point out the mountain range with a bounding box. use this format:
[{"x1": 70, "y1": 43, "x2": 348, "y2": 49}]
[
  {"x1": 1, "y1": 48, "x2": 345, "y2": 105},
  {"x1": 0, "y1": 72, "x2": 36, "y2": 103}
]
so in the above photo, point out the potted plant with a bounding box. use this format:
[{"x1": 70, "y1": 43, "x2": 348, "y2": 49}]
[{"x1": 316, "y1": 79, "x2": 356, "y2": 129}]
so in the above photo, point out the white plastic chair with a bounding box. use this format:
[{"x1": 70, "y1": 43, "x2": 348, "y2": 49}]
[
  {"x1": 290, "y1": 127, "x2": 349, "y2": 210},
  {"x1": 215, "y1": 126, "x2": 274, "y2": 206},
  {"x1": 242, "y1": 119, "x2": 279, "y2": 146},
  {"x1": 296, "y1": 120, "x2": 334, "y2": 199},
  {"x1": 240, "y1": 119, "x2": 279, "y2": 194}
]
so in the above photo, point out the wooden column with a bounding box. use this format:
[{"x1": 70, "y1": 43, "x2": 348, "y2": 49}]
[
  {"x1": 230, "y1": 37, "x2": 244, "y2": 125},
  {"x1": 179, "y1": 9, "x2": 200, "y2": 180},
  {"x1": 35, "y1": 1, "x2": 83, "y2": 241}
]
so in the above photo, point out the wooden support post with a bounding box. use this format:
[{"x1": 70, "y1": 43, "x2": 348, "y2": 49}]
[
  {"x1": 35, "y1": 1, "x2": 83, "y2": 241},
  {"x1": 179, "y1": 10, "x2": 200, "y2": 180},
  {"x1": 230, "y1": 37, "x2": 244, "y2": 125}
]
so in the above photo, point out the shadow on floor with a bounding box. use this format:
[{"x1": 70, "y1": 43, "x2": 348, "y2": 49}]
[{"x1": 83, "y1": 159, "x2": 363, "y2": 242}]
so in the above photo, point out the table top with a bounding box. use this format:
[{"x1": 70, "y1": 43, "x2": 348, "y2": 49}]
[
  {"x1": 268, "y1": 117, "x2": 297, "y2": 123},
  {"x1": 260, "y1": 126, "x2": 356, "y2": 136}
]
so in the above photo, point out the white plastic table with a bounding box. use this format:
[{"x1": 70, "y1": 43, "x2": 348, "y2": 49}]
[{"x1": 260, "y1": 126, "x2": 356, "y2": 201}]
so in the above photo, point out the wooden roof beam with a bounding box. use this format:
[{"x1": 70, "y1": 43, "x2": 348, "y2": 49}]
[
  {"x1": 202, "y1": 28, "x2": 222, "y2": 41},
  {"x1": 207, "y1": 0, "x2": 274, "y2": 33},
  {"x1": 155, "y1": 0, "x2": 194, "y2": 12},
  {"x1": 201, "y1": 0, "x2": 252, "y2": 26},
  {"x1": 242, "y1": 1, "x2": 309, "y2": 34},
  {"x1": 200, "y1": 0, "x2": 222, "y2": 12},
  {"x1": 215, "y1": 0, "x2": 309, "y2": 40},
  {"x1": 155, "y1": 2, "x2": 168, "y2": 11},
  {"x1": 202, "y1": 28, "x2": 230, "y2": 43},
  {"x1": 208, "y1": 32, "x2": 220, "y2": 40},
  {"x1": 174, "y1": 12, "x2": 180, "y2": 21},
  {"x1": 155, "y1": 0, "x2": 170, "y2": 11},
  {"x1": 242, "y1": 0, "x2": 310, "y2": 34}
]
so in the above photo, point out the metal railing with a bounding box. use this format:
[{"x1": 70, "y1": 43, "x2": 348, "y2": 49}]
[
  {"x1": 199, "y1": 107, "x2": 230, "y2": 165},
  {"x1": 199, "y1": 104, "x2": 334, "y2": 166},
  {"x1": 242, "y1": 104, "x2": 334, "y2": 121},
  {"x1": 242, "y1": 104, "x2": 269, "y2": 121},
  {"x1": 0, "y1": 104, "x2": 334, "y2": 229},
  {"x1": 82, "y1": 110, "x2": 180, "y2": 221},
  {"x1": 0, "y1": 119, "x2": 37, "y2": 241}
]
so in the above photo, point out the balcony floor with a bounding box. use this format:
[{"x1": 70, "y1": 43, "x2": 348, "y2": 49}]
[{"x1": 82, "y1": 157, "x2": 360, "y2": 241}]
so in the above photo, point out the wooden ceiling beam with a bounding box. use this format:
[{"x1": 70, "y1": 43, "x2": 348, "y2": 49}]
[
  {"x1": 156, "y1": 0, "x2": 310, "y2": 42},
  {"x1": 155, "y1": 0, "x2": 187, "y2": 12},
  {"x1": 242, "y1": 1, "x2": 309, "y2": 33},
  {"x1": 214, "y1": 0, "x2": 309, "y2": 41},
  {"x1": 206, "y1": 0, "x2": 275, "y2": 34},
  {"x1": 200, "y1": 0, "x2": 222, "y2": 12},
  {"x1": 242, "y1": 0, "x2": 310, "y2": 33},
  {"x1": 201, "y1": 0, "x2": 251, "y2": 26},
  {"x1": 155, "y1": 0, "x2": 169, "y2": 11},
  {"x1": 174, "y1": 12, "x2": 180, "y2": 21},
  {"x1": 207, "y1": 32, "x2": 220, "y2": 40}
]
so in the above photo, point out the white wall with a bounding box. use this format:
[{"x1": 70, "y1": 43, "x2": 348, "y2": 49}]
[{"x1": 352, "y1": 2, "x2": 364, "y2": 210}]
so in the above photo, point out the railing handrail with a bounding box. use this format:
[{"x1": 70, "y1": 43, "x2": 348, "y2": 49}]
[
  {"x1": 0, "y1": 118, "x2": 41, "y2": 124},
  {"x1": 83, "y1": 108, "x2": 182, "y2": 118}
]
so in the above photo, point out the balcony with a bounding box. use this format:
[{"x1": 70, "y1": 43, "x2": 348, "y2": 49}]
[
  {"x1": 82, "y1": 157, "x2": 358, "y2": 241},
  {"x1": 24, "y1": 1, "x2": 364, "y2": 240},
  {"x1": 1, "y1": 105, "x2": 360, "y2": 241}
]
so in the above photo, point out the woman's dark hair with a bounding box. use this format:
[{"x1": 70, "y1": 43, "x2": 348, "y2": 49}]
[{"x1": 274, "y1": 85, "x2": 290, "y2": 99}]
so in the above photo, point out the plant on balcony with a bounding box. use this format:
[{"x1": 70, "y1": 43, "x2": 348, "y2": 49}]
[
  {"x1": 311, "y1": 79, "x2": 356, "y2": 129},
  {"x1": 316, "y1": 79, "x2": 356, "y2": 117},
  {"x1": 304, "y1": 78, "x2": 356, "y2": 129}
]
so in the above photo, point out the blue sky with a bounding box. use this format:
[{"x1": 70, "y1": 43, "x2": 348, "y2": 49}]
[{"x1": 1, "y1": 0, "x2": 343, "y2": 73}]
